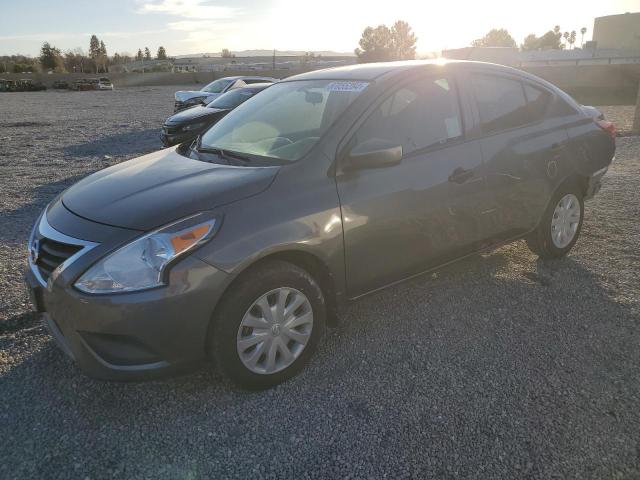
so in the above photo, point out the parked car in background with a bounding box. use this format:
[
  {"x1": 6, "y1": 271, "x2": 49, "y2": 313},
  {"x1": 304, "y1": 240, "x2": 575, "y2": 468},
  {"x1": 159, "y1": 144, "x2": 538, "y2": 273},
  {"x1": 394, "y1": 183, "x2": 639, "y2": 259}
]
[
  {"x1": 72, "y1": 79, "x2": 93, "y2": 91},
  {"x1": 16, "y1": 79, "x2": 46, "y2": 91},
  {"x1": 97, "y1": 77, "x2": 114, "y2": 90},
  {"x1": 0, "y1": 79, "x2": 12, "y2": 92},
  {"x1": 25, "y1": 61, "x2": 615, "y2": 388},
  {"x1": 173, "y1": 76, "x2": 277, "y2": 112},
  {"x1": 52, "y1": 80, "x2": 69, "y2": 89},
  {"x1": 161, "y1": 83, "x2": 271, "y2": 147}
]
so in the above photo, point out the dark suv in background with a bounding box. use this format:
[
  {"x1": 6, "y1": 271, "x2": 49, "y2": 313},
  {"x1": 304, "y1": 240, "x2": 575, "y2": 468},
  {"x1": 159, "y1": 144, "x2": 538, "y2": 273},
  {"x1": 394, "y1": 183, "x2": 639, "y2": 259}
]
[
  {"x1": 161, "y1": 83, "x2": 271, "y2": 147},
  {"x1": 26, "y1": 60, "x2": 615, "y2": 388}
]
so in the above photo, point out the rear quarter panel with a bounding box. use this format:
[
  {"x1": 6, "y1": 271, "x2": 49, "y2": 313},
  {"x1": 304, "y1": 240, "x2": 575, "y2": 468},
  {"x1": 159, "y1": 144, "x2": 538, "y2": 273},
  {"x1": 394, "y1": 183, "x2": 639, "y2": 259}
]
[{"x1": 563, "y1": 117, "x2": 616, "y2": 177}]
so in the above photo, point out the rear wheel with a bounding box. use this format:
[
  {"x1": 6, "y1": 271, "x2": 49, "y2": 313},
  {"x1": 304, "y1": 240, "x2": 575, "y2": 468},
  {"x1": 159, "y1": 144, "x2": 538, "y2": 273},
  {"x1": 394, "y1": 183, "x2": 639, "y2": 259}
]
[
  {"x1": 526, "y1": 183, "x2": 584, "y2": 259},
  {"x1": 209, "y1": 260, "x2": 325, "y2": 389}
]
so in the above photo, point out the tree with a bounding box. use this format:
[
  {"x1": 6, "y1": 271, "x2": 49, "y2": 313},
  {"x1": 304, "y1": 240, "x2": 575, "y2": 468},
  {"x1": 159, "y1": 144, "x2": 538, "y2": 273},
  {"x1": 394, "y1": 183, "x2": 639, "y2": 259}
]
[
  {"x1": 563, "y1": 31, "x2": 569, "y2": 49},
  {"x1": 39, "y1": 42, "x2": 62, "y2": 71},
  {"x1": 355, "y1": 25, "x2": 394, "y2": 63},
  {"x1": 391, "y1": 20, "x2": 417, "y2": 60},
  {"x1": 580, "y1": 27, "x2": 587, "y2": 47},
  {"x1": 97, "y1": 40, "x2": 108, "y2": 72},
  {"x1": 136, "y1": 49, "x2": 143, "y2": 61},
  {"x1": 89, "y1": 35, "x2": 100, "y2": 59},
  {"x1": 63, "y1": 48, "x2": 87, "y2": 73},
  {"x1": 522, "y1": 33, "x2": 539, "y2": 50},
  {"x1": 221, "y1": 48, "x2": 234, "y2": 58},
  {"x1": 157, "y1": 46, "x2": 167, "y2": 60},
  {"x1": 471, "y1": 28, "x2": 516, "y2": 48},
  {"x1": 355, "y1": 20, "x2": 417, "y2": 63},
  {"x1": 569, "y1": 30, "x2": 577, "y2": 49},
  {"x1": 537, "y1": 29, "x2": 563, "y2": 49},
  {"x1": 144, "y1": 47, "x2": 151, "y2": 60}
]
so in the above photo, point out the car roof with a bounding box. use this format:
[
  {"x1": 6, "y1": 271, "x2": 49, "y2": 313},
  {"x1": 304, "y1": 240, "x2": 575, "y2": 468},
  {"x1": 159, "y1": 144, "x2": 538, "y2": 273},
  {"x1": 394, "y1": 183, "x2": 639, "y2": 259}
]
[
  {"x1": 221, "y1": 75, "x2": 276, "y2": 81},
  {"x1": 283, "y1": 59, "x2": 522, "y2": 82}
]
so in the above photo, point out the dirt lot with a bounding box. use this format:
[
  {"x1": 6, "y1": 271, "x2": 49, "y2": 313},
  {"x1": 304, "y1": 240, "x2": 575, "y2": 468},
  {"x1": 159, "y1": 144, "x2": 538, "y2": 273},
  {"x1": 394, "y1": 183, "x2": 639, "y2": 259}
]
[{"x1": 1, "y1": 88, "x2": 639, "y2": 479}]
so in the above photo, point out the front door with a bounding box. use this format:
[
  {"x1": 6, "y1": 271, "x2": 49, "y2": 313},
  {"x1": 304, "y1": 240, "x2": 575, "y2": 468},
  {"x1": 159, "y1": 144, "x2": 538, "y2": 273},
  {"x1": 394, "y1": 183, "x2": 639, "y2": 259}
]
[{"x1": 336, "y1": 74, "x2": 492, "y2": 298}]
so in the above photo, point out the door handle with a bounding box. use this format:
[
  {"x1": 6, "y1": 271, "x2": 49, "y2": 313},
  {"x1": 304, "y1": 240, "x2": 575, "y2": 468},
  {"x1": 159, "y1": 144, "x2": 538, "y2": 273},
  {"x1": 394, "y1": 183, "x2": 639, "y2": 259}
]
[{"x1": 448, "y1": 167, "x2": 474, "y2": 184}]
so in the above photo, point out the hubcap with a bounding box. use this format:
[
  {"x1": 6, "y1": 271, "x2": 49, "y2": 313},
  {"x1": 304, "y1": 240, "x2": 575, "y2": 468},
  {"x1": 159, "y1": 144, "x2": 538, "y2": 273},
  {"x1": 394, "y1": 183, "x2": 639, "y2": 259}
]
[
  {"x1": 237, "y1": 287, "x2": 313, "y2": 375},
  {"x1": 550, "y1": 193, "x2": 581, "y2": 249}
]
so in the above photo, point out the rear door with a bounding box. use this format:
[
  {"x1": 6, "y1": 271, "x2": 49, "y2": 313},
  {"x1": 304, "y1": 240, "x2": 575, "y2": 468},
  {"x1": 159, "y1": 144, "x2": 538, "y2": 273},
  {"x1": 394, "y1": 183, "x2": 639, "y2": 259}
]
[
  {"x1": 467, "y1": 72, "x2": 572, "y2": 240},
  {"x1": 336, "y1": 73, "x2": 492, "y2": 297}
]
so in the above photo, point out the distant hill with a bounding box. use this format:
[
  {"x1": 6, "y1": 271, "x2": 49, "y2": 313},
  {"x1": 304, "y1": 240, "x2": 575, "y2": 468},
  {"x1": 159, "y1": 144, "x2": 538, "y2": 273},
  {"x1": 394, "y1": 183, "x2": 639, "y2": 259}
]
[{"x1": 176, "y1": 49, "x2": 355, "y2": 58}]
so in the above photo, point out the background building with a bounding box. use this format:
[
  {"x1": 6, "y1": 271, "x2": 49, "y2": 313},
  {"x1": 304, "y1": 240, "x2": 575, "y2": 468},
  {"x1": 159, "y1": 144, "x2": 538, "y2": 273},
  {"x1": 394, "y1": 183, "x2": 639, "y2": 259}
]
[{"x1": 593, "y1": 12, "x2": 640, "y2": 50}]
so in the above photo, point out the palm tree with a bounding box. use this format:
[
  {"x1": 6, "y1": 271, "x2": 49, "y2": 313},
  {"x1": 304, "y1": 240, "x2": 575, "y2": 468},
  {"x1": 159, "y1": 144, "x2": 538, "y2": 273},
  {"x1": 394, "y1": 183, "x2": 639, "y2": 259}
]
[
  {"x1": 580, "y1": 27, "x2": 587, "y2": 47},
  {"x1": 569, "y1": 30, "x2": 577, "y2": 49},
  {"x1": 563, "y1": 31, "x2": 570, "y2": 49}
]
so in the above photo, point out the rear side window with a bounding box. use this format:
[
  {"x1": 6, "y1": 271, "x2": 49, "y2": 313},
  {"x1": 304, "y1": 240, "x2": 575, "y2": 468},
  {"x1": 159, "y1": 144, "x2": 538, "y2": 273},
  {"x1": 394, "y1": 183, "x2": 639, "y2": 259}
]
[
  {"x1": 472, "y1": 74, "x2": 529, "y2": 134},
  {"x1": 523, "y1": 84, "x2": 551, "y2": 122},
  {"x1": 353, "y1": 76, "x2": 463, "y2": 156}
]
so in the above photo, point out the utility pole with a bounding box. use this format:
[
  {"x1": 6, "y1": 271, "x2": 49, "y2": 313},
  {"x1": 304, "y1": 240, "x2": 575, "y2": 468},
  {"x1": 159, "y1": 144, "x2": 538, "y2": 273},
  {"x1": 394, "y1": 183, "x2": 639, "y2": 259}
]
[
  {"x1": 633, "y1": 80, "x2": 640, "y2": 135},
  {"x1": 272, "y1": 48, "x2": 276, "y2": 72}
]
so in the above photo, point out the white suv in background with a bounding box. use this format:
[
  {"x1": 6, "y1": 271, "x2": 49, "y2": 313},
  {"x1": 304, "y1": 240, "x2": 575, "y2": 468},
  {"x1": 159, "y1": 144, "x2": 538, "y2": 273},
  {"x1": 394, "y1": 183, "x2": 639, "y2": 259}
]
[{"x1": 97, "y1": 77, "x2": 114, "y2": 90}]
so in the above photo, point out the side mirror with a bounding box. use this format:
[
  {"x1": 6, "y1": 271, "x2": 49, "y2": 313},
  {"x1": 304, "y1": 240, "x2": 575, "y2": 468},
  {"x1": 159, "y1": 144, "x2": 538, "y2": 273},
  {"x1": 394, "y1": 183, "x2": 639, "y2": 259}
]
[{"x1": 343, "y1": 138, "x2": 402, "y2": 172}]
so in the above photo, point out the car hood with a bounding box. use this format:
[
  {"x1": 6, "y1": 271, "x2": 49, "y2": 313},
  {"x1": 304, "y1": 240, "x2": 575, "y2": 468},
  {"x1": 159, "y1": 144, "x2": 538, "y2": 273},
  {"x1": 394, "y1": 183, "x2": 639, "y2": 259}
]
[
  {"x1": 165, "y1": 105, "x2": 228, "y2": 124},
  {"x1": 175, "y1": 90, "x2": 218, "y2": 102},
  {"x1": 62, "y1": 148, "x2": 279, "y2": 230}
]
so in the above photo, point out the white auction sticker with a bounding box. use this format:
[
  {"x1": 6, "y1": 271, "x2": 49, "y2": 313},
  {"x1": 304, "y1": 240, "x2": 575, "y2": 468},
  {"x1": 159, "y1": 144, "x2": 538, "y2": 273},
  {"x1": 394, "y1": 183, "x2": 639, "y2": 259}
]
[{"x1": 326, "y1": 81, "x2": 369, "y2": 92}]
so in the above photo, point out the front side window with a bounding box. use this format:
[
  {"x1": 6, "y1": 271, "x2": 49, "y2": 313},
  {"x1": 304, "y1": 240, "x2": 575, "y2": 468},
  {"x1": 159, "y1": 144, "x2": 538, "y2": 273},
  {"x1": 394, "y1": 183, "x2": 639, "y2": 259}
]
[
  {"x1": 200, "y1": 80, "x2": 369, "y2": 162},
  {"x1": 523, "y1": 84, "x2": 551, "y2": 122},
  {"x1": 201, "y1": 78, "x2": 234, "y2": 94},
  {"x1": 472, "y1": 74, "x2": 529, "y2": 134},
  {"x1": 353, "y1": 77, "x2": 463, "y2": 156}
]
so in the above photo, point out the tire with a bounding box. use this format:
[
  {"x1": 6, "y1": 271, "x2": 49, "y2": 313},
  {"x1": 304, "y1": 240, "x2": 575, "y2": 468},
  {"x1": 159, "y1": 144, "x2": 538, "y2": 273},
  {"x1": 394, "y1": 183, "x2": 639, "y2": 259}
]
[
  {"x1": 526, "y1": 182, "x2": 584, "y2": 259},
  {"x1": 209, "y1": 260, "x2": 326, "y2": 389}
]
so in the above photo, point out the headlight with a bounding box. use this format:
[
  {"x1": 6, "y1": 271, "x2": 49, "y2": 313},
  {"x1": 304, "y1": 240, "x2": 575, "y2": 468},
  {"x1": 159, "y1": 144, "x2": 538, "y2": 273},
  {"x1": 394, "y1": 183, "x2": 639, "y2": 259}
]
[
  {"x1": 182, "y1": 121, "x2": 208, "y2": 132},
  {"x1": 75, "y1": 214, "x2": 218, "y2": 294}
]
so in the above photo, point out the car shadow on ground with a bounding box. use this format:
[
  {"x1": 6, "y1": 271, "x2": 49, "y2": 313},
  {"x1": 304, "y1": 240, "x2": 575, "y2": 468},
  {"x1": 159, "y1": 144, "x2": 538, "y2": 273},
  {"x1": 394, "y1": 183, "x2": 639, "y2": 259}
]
[
  {"x1": 2, "y1": 246, "x2": 638, "y2": 477},
  {"x1": 2, "y1": 248, "x2": 635, "y2": 404},
  {"x1": 63, "y1": 128, "x2": 164, "y2": 159}
]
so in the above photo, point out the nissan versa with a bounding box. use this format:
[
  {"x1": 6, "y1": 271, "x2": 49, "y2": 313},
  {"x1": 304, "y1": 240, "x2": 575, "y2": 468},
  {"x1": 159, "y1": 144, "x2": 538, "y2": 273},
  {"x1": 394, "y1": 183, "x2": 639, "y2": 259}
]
[{"x1": 26, "y1": 61, "x2": 615, "y2": 388}]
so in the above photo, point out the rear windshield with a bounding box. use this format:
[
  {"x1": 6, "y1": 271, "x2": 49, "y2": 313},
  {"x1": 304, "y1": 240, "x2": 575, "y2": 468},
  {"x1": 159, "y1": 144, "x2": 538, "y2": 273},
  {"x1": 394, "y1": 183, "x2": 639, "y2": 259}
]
[
  {"x1": 200, "y1": 79, "x2": 369, "y2": 162},
  {"x1": 201, "y1": 78, "x2": 234, "y2": 94},
  {"x1": 208, "y1": 89, "x2": 258, "y2": 110}
]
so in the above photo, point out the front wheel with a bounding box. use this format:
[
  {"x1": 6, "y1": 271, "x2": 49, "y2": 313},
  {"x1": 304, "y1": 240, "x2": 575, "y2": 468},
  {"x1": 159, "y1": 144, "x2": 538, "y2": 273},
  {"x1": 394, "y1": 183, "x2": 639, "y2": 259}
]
[
  {"x1": 526, "y1": 183, "x2": 584, "y2": 259},
  {"x1": 209, "y1": 260, "x2": 326, "y2": 389}
]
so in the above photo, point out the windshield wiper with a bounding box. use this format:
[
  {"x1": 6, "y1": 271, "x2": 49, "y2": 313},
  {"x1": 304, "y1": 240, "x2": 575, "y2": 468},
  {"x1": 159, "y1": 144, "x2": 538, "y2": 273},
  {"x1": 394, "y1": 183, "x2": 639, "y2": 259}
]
[{"x1": 195, "y1": 137, "x2": 250, "y2": 162}]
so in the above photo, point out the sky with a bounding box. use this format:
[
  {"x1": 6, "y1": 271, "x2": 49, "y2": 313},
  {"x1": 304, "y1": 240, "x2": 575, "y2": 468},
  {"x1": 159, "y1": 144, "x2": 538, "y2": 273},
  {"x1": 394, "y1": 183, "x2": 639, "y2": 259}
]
[{"x1": 1, "y1": 0, "x2": 639, "y2": 57}]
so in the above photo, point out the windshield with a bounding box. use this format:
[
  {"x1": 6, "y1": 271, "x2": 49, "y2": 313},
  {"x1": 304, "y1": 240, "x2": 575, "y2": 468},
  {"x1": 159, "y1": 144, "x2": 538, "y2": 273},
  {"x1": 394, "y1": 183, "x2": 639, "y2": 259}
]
[
  {"x1": 201, "y1": 78, "x2": 234, "y2": 94},
  {"x1": 208, "y1": 89, "x2": 257, "y2": 110},
  {"x1": 200, "y1": 80, "x2": 369, "y2": 162}
]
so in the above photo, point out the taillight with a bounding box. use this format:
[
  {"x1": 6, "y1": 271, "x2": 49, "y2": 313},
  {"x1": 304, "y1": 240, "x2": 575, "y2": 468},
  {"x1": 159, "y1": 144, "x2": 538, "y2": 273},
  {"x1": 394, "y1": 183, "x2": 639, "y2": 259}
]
[{"x1": 596, "y1": 119, "x2": 616, "y2": 142}]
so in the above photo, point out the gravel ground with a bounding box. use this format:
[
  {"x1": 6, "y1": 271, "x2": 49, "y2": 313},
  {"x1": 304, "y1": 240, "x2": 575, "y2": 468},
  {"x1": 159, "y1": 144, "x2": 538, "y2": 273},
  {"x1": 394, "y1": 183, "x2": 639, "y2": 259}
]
[
  {"x1": 598, "y1": 105, "x2": 637, "y2": 135},
  {"x1": 1, "y1": 89, "x2": 639, "y2": 479}
]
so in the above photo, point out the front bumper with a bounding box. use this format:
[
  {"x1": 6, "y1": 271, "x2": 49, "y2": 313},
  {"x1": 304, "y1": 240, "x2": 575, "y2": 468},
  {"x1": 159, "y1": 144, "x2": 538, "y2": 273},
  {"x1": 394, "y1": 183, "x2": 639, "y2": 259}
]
[{"x1": 25, "y1": 208, "x2": 232, "y2": 381}]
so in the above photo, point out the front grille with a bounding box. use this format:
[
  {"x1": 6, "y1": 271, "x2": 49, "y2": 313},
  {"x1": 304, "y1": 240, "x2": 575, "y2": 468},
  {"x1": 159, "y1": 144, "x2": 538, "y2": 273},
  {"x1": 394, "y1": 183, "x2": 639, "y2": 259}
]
[{"x1": 35, "y1": 237, "x2": 82, "y2": 283}]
